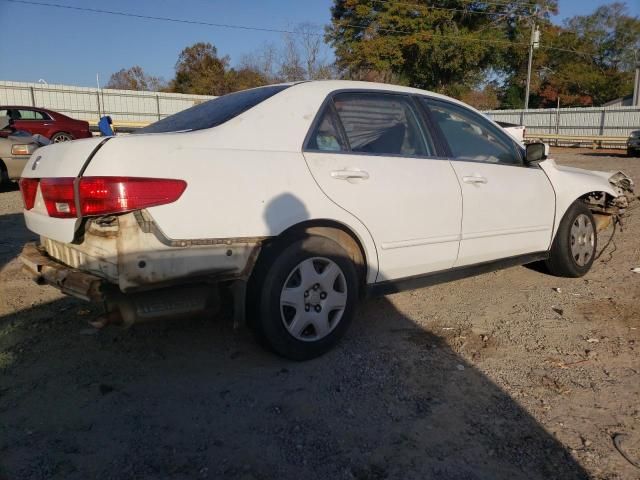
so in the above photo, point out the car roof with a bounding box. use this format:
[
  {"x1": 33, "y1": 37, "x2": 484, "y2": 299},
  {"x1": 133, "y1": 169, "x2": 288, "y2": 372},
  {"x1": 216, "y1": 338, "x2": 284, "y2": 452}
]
[
  {"x1": 287, "y1": 80, "x2": 460, "y2": 104},
  {"x1": 0, "y1": 106, "x2": 73, "y2": 120},
  {"x1": 1, "y1": 105, "x2": 51, "y2": 111}
]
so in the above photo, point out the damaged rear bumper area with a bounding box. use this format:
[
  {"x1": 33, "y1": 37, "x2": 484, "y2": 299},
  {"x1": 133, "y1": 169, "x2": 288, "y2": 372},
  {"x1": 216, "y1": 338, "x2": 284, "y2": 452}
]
[
  {"x1": 21, "y1": 242, "x2": 106, "y2": 302},
  {"x1": 21, "y1": 243, "x2": 220, "y2": 326},
  {"x1": 19, "y1": 211, "x2": 266, "y2": 326}
]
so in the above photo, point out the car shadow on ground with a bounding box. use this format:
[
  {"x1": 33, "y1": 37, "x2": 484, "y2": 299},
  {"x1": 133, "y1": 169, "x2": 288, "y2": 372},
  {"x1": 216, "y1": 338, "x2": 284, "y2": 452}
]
[
  {"x1": 0, "y1": 294, "x2": 588, "y2": 479},
  {"x1": 0, "y1": 213, "x2": 36, "y2": 271},
  {"x1": 0, "y1": 182, "x2": 19, "y2": 193}
]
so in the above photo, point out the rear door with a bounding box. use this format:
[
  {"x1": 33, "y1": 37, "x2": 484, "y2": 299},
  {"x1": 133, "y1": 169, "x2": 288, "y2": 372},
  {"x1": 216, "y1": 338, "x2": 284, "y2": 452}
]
[
  {"x1": 12, "y1": 109, "x2": 49, "y2": 136},
  {"x1": 421, "y1": 98, "x2": 555, "y2": 267},
  {"x1": 303, "y1": 91, "x2": 462, "y2": 282}
]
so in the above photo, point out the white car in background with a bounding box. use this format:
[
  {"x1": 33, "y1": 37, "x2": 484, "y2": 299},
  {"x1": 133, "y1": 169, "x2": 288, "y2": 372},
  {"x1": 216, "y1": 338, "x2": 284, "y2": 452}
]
[
  {"x1": 19, "y1": 81, "x2": 633, "y2": 360},
  {"x1": 496, "y1": 121, "x2": 526, "y2": 144}
]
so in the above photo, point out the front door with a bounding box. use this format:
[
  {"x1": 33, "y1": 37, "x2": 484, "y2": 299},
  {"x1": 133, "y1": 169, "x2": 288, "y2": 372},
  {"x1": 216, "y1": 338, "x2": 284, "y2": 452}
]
[
  {"x1": 421, "y1": 98, "x2": 556, "y2": 266},
  {"x1": 303, "y1": 91, "x2": 462, "y2": 282}
]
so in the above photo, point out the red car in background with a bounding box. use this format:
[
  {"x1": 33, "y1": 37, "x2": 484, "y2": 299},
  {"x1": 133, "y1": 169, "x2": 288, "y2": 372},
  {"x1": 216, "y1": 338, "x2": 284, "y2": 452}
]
[{"x1": 0, "y1": 106, "x2": 91, "y2": 142}]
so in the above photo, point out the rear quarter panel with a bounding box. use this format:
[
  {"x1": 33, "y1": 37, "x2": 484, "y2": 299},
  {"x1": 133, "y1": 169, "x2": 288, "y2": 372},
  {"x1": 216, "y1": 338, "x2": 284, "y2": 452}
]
[{"x1": 82, "y1": 136, "x2": 380, "y2": 283}]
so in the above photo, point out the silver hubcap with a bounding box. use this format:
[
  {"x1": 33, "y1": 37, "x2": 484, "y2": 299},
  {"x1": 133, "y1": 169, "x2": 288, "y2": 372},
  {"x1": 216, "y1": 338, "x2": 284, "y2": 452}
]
[
  {"x1": 53, "y1": 134, "x2": 72, "y2": 143},
  {"x1": 280, "y1": 257, "x2": 347, "y2": 342},
  {"x1": 570, "y1": 214, "x2": 595, "y2": 266}
]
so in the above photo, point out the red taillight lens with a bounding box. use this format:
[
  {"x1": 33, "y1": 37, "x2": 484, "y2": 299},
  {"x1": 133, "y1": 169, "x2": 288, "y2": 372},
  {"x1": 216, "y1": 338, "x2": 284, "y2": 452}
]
[
  {"x1": 27, "y1": 176, "x2": 186, "y2": 218},
  {"x1": 19, "y1": 178, "x2": 39, "y2": 210},
  {"x1": 79, "y1": 177, "x2": 186, "y2": 216},
  {"x1": 40, "y1": 177, "x2": 77, "y2": 218}
]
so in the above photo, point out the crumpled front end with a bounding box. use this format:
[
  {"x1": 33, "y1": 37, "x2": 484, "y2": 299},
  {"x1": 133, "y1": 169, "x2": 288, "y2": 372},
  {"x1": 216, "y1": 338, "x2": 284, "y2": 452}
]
[{"x1": 582, "y1": 171, "x2": 635, "y2": 232}]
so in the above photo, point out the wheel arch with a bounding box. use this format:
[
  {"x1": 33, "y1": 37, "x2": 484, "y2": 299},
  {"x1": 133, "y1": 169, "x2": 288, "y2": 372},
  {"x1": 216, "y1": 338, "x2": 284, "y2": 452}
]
[
  {"x1": 552, "y1": 185, "x2": 618, "y2": 242},
  {"x1": 264, "y1": 219, "x2": 369, "y2": 289},
  {"x1": 577, "y1": 190, "x2": 619, "y2": 233}
]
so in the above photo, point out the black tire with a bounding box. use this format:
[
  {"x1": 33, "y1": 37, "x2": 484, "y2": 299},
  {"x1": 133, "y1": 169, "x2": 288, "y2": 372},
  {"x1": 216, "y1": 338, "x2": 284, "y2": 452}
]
[
  {"x1": 50, "y1": 132, "x2": 74, "y2": 143},
  {"x1": 0, "y1": 160, "x2": 8, "y2": 185},
  {"x1": 249, "y1": 235, "x2": 359, "y2": 360},
  {"x1": 545, "y1": 201, "x2": 597, "y2": 277}
]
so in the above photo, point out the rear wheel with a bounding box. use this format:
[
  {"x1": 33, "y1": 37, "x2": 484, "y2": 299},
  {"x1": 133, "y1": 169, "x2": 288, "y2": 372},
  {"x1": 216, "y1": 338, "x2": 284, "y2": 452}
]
[
  {"x1": 250, "y1": 235, "x2": 359, "y2": 360},
  {"x1": 545, "y1": 201, "x2": 597, "y2": 277},
  {"x1": 51, "y1": 132, "x2": 74, "y2": 143}
]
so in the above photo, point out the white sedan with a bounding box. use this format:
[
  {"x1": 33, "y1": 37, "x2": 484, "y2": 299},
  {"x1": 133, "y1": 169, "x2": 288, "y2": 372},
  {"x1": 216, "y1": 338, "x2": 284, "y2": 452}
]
[{"x1": 18, "y1": 81, "x2": 633, "y2": 360}]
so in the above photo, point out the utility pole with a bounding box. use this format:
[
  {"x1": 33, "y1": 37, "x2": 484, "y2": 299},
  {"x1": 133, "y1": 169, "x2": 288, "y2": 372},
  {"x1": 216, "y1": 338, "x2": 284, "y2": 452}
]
[
  {"x1": 524, "y1": 23, "x2": 540, "y2": 110},
  {"x1": 633, "y1": 50, "x2": 640, "y2": 106}
]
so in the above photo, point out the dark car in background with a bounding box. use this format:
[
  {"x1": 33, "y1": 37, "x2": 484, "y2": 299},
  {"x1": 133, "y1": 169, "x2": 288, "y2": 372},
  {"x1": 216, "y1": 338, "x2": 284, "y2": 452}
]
[
  {"x1": 0, "y1": 106, "x2": 91, "y2": 143},
  {"x1": 628, "y1": 130, "x2": 640, "y2": 157}
]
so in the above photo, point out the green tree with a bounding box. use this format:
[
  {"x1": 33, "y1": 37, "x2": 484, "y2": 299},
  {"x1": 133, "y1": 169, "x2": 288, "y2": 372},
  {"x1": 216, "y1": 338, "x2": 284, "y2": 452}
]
[
  {"x1": 224, "y1": 67, "x2": 269, "y2": 91},
  {"x1": 170, "y1": 42, "x2": 230, "y2": 95},
  {"x1": 501, "y1": 2, "x2": 639, "y2": 107},
  {"x1": 170, "y1": 42, "x2": 270, "y2": 95},
  {"x1": 106, "y1": 66, "x2": 165, "y2": 91},
  {"x1": 326, "y1": 0, "x2": 555, "y2": 96}
]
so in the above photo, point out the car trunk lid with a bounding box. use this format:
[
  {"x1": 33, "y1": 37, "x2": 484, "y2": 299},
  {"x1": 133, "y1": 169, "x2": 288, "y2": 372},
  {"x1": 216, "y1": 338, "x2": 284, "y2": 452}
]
[{"x1": 20, "y1": 137, "x2": 111, "y2": 243}]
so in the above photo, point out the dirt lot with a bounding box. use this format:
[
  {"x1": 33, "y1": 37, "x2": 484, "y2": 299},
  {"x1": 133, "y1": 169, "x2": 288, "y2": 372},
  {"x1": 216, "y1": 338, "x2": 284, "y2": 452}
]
[{"x1": 0, "y1": 149, "x2": 639, "y2": 480}]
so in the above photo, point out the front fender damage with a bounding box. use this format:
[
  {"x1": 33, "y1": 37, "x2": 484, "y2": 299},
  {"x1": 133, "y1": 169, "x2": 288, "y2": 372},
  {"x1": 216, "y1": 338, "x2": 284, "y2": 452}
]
[{"x1": 582, "y1": 171, "x2": 635, "y2": 232}]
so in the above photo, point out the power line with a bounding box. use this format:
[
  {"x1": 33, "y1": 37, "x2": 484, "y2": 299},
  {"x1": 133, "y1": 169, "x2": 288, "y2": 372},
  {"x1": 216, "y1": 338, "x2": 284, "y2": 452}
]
[
  {"x1": 1, "y1": 0, "x2": 595, "y2": 58},
  {"x1": 1, "y1": 0, "x2": 305, "y2": 36}
]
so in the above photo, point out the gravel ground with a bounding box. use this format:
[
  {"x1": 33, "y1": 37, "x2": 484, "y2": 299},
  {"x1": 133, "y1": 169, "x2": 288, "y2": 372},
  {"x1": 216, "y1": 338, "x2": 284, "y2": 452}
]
[{"x1": 0, "y1": 149, "x2": 639, "y2": 480}]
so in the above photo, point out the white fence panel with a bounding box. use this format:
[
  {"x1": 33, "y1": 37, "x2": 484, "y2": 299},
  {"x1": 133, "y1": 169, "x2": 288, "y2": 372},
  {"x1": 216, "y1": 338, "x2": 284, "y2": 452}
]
[
  {"x1": 0, "y1": 80, "x2": 216, "y2": 123},
  {"x1": 486, "y1": 106, "x2": 640, "y2": 145}
]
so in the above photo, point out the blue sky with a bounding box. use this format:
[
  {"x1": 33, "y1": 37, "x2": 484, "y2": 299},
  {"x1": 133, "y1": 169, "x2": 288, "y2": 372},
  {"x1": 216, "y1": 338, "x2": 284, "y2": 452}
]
[{"x1": 0, "y1": 0, "x2": 637, "y2": 87}]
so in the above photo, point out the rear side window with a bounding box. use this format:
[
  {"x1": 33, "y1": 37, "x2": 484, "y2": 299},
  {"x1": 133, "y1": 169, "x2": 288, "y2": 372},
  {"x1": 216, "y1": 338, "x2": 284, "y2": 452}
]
[
  {"x1": 333, "y1": 93, "x2": 433, "y2": 156},
  {"x1": 306, "y1": 105, "x2": 347, "y2": 152},
  {"x1": 137, "y1": 85, "x2": 290, "y2": 134},
  {"x1": 17, "y1": 109, "x2": 48, "y2": 120},
  {"x1": 306, "y1": 92, "x2": 435, "y2": 157},
  {"x1": 423, "y1": 99, "x2": 522, "y2": 165}
]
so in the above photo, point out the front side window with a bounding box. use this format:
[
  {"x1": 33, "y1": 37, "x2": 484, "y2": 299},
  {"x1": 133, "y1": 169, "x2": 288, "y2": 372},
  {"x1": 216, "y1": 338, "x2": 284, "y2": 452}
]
[
  {"x1": 423, "y1": 99, "x2": 522, "y2": 165},
  {"x1": 333, "y1": 93, "x2": 432, "y2": 156}
]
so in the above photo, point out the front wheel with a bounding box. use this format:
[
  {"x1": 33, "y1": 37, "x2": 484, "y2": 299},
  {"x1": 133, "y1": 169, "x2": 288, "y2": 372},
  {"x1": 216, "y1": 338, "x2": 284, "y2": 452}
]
[
  {"x1": 251, "y1": 235, "x2": 359, "y2": 360},
  {"x1": 545, "y1": 201, "x2": 597, "y2": 277}
]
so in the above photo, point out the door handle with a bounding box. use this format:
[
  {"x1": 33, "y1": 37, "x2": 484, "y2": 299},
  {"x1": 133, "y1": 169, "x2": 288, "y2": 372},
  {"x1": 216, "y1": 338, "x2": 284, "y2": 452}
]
[
  {"x1": 331, "y1": 169, "x2": 370, "y2": 181},
  {"x1": 462, "y1": 175, "x2": 488, "y2": 184}
]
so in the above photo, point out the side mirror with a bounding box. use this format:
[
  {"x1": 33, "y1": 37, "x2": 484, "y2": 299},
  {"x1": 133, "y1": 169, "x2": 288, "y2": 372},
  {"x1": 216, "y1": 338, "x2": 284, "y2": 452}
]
[{"x1": 526, "y1": 142, "x2": 547, "y2": 164}]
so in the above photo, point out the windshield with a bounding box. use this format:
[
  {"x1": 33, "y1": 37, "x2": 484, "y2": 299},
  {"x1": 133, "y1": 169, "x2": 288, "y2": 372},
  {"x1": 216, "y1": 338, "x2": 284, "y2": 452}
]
[{"x1": 136, "y1": 84, "x2": 290, "y2": 134}]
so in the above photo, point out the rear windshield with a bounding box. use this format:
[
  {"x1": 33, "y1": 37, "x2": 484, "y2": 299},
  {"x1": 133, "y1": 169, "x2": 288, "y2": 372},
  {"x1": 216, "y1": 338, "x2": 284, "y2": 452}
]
[{"x1": 136, "y1": 84, "x2": 290, "y2": 134}]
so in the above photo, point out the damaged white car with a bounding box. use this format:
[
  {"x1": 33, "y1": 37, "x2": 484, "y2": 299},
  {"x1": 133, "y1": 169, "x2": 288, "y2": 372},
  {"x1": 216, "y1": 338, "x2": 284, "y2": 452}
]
[{"x1": 19, "y1": 81, "x2": 634, "y2": 360}]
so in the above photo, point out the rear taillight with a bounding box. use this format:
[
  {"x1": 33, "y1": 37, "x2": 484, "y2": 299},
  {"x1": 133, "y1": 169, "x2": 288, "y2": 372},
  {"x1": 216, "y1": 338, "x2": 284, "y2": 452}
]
[
  {"x1": 24, "y1": 177, "x2": 186, "y2": 218},
  {"x1": 78, "y1": 177, "x2": 187, "y2": 216},
  {"x1": 19, "y1": 178, "x2": 39, "y2": 210},
  {"x1": 40, "y1": 178, "x2": 76, "y2": 218}
]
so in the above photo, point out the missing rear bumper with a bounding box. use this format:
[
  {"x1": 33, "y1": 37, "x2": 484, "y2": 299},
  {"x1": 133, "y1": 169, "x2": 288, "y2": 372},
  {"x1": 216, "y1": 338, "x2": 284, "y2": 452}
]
[{"x1": 20, "y1": 242, "x2": 106, "y2": 302}]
